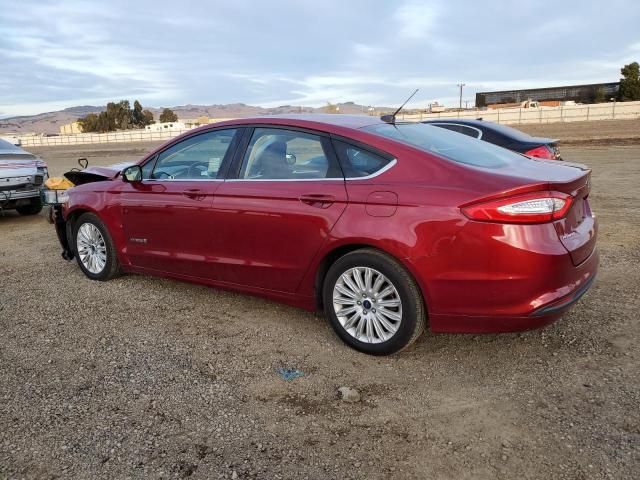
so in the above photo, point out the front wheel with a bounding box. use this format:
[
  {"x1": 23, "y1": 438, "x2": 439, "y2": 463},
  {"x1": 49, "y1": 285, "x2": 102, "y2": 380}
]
[
  {"x1": 73, "y1": 213, "x2": 120, "y2": 281},
  {"x1": 322, "y1": 249, "x2": 426, "y2": 355}
]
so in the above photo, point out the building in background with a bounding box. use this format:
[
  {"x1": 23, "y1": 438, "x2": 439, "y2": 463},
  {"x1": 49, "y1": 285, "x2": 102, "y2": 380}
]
[
  {"x1": 59, "y1": 121, "x2": 83, "y2": 135},
  {"x1": 476, "y1": 82, "x2": 620, "y2": 108},
  {"x1": 145, "y1": 121, "x2": 186, "y2": 131},
  {"x1": 182, "y1": 117, "x2": 240, "y2": 128}
]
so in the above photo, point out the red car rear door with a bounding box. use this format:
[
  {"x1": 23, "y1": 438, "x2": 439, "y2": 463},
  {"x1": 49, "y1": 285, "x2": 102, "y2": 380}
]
[{"x1": 211, "y1": 127, "x2": 348, "y2": 293}]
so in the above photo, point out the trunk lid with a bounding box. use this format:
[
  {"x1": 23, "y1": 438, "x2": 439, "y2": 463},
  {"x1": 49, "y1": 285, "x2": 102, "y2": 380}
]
[
  {"x1": 468, "y1": 158, "x2": 596, "y2": 266},
  {"x1": 551, "y1": 170, "x2": 596, "y2": 265}
]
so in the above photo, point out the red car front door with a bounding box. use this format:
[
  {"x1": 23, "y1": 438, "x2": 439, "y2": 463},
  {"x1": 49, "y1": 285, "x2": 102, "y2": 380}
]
[
  {"x1": 210, "y1": 127, "x2": 348, "y2": 293},
  {"x1": 120, "y1": 128, "x2": 240, "y2": 279}
]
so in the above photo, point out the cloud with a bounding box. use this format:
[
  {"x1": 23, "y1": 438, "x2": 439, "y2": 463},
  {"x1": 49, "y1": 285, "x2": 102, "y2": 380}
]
[
  {"x1": 393, "y1": 1, "x2": 440, "y2": 39},
  {"x1": 1, "y1": 0, "x2": 639, "y2": 116}
]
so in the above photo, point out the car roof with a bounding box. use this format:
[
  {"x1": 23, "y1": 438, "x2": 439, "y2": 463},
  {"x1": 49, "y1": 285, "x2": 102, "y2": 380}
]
[{"x1": 207, "y1": 114, "x2": 386, "y2": 132}]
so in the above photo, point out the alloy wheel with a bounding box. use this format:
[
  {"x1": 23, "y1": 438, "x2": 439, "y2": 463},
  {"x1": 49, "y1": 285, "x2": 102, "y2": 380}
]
[
  {"x1": 332, "y1": 267, "x2": 403, "y2": 344},
  {"x1": 76, "y1": 223, "x2": 107, "y2": 274}
]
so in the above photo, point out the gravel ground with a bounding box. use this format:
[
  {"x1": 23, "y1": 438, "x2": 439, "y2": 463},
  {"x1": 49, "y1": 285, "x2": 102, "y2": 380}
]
[
  {"x1": 518, "y1": 118, "x2": 640, "y2": 145},
  {"x1": 1, "y1": 138, "x2": 639, "y2": 479}
]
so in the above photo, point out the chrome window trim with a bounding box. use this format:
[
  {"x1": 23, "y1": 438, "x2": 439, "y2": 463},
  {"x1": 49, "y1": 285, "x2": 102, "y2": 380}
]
[
  {"x1": 141, "y1": 178, "x2": 225, "y2": 183},
  {"x1": 345, "y1": 158, "x2": 397, "y2": 180},
  {"x1": 430, "y1": 122, "x2": 483, "y2": 140},
  {"x1": 226, "y1": 177, "x2": 344, "y2": 183}
]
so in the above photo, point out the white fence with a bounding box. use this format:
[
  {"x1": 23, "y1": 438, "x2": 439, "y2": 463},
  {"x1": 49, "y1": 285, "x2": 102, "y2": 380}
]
[
  {"x1": 398, "y1": 100, "x2": 640, "y2": 124},
  {"x1": 14, "y1": 100, "x2": 640, "y2": 148},
  {"x1": 18, "y1": 128, "x2": 192, "y2": 148}
]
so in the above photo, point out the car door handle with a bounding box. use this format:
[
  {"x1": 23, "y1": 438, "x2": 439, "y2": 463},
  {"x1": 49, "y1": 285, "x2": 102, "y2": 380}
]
[
  {"x1": 183, "y1": 188, "x2": 207, "y2": 200},
  {"x1": 299, "y1": 194, "x2": 335, "y2": 208}
]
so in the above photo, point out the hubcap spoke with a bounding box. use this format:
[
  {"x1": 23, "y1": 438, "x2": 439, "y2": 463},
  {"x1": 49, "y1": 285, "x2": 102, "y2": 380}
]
[
  {"x1": 333, "y1": 266, "x2": 402, "y2": 344},
  {"x1": 335, "y1": 284, "x2": 358, "y2": 300},
  {"x1": 343, "y1": 312, "x2": 361, "y2": 330},
  {"x1": 76, "y1": 223, "x2": 107, "y2": 274}
]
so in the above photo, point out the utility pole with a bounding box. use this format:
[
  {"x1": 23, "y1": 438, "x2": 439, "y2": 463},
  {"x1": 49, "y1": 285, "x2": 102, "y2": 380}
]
[{"x1": 457, "y1": 83, "x2": 466, "y2": 110}]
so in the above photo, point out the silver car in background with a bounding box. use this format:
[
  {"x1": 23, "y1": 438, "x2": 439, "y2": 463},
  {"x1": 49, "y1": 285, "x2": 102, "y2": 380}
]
[{"x1": 0, "y1": 138, "x2": 48, "y2": 215}]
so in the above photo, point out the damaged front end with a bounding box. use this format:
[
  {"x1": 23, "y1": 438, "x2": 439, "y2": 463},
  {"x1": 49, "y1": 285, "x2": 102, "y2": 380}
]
[{"x1": 42, "y1": 157, "x2": 122, "y2": 261}]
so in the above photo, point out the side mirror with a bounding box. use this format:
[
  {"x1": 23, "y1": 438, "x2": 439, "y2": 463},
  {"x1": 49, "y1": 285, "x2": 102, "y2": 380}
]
[{"x1": 122, "y1": 165, "x2": 143, "y2": 183}]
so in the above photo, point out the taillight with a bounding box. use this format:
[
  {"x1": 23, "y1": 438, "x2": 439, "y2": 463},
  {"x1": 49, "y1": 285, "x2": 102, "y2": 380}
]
[
  {"x1": 524, "y1": 145, "x2": 555, "y2": 159},
  {"x1": 461, "y1": 191, "x2": 573, "y2": 224}
]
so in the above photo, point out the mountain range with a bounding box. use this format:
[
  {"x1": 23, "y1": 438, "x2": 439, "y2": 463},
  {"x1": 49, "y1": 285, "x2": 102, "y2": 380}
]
[{"x1": 0, "y1": 102, "x2": 391, "y2": 135}]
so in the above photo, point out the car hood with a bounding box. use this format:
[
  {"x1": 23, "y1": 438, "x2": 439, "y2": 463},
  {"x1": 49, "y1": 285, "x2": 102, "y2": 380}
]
[
  {"x1": 0, "y1": 156, "x2": 40, "y2": 178},
  {"x1": 64, "y1": 161, "x2": 135, "y2": 185}
]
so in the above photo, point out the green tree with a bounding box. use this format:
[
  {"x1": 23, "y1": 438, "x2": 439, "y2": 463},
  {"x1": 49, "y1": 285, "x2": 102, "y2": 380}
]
[
  {"x1": 131, "y1": 100, "x2": 154, "y2": 127},
  {"x1": 77, "y1": 113, "x2": 98, "y2": 132},
  {"x1": 159, "y1": 108, "x2": 178, "y2": 123},
  {"x1": 325, "y1": 102, "x2": 340, "y2": 113},
  {"x1": 132, "y1": 100, "x2": 145, "y2": 127},
  {"x1": 618, "y1": 61, "x2": 640, "y2": 101},
  {"x1": 142, "y1": 109, "x2": 154, "y2": 125}
]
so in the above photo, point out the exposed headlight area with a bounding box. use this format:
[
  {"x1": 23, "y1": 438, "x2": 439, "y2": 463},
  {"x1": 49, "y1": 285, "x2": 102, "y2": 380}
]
[{"x1": 42, "y1": 188, "x2": 70, "y2": 205}]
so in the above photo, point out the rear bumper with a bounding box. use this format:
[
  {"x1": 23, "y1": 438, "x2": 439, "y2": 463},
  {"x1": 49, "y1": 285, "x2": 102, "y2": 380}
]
[
  {"x1": 428, "y1": 248, "x2": 598, "y2": 333},
  {"x1": 0, "y1": 187, "x2": 40, "y2": 204}
]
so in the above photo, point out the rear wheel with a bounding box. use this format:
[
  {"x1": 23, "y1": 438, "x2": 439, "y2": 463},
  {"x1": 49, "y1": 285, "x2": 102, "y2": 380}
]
[
  {"x1": 73, "y1": 213, "x2": 120, "y2": 281},
  {"x1": 16, "y1": 197, "x2": 43, "y2": 216},
  {"x1": 322, "y1": 248, "x2": 426, "y2": 355}
]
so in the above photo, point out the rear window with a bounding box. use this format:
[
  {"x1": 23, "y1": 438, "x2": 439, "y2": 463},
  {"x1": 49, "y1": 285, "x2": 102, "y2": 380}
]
[
  {"x1": 332, "y1": 140, "x2": 392, "y2": 178},
  {"x1": 363, "y1": 122, "x2": 525, "y2": 169},
  {"x1": 481, "y1": 122, "x2": 536, "y2": 141}
]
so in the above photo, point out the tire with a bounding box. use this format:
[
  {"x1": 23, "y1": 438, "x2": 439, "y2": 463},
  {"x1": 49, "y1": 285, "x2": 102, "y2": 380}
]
[
  {"x1": 73, "y1": 212, "x2": 120, "y2": 281},
  {"x1": 322, "y1": 248, "x2": 426, "y2": 355},
  {"x1": 16, "y1": 197, "x2": 43, "y2": 216}
]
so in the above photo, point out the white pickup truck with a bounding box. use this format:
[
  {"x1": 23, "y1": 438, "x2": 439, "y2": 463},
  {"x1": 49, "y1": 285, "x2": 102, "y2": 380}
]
[{"x1": 0, "y1": 138, "x2": 48, "y2": 215}]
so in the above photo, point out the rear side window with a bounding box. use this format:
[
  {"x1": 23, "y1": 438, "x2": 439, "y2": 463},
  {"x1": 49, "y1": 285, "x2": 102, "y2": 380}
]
[
  {"x1": 333, "y1": 140, "x2": 392, "y2": 178},
  {"x1": 240, "y1": 128, "x2": 341, "y2": 180},
  {"x1": 364, "y1": 123, "x2": 523, "y2": 169}
]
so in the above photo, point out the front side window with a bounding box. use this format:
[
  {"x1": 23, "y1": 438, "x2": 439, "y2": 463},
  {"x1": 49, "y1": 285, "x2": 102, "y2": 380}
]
[
  {"x1": 151, "y1": 129, "x2": 237, "y2": 180},
  {"x1": 333, "y1": 140, "x2": 392, "y2": 178},
  {"x1": 240, "y1": 128, "x2": 340, "y2": 180}
]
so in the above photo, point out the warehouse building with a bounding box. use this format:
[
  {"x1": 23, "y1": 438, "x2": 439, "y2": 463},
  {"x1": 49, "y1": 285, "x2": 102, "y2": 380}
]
[{"x1": 476, "y1": 82, "x2": 620, "y2": 108}]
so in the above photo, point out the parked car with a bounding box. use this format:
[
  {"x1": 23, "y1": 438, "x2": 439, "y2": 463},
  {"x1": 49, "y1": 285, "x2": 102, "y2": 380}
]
[
  {"x1": 422, "y1": 118, "x2": 562, "y2": 160},
  {"x1": 48, "y1": 115, "x2": 597, "y2": 355},
  {"x1": 0, "y1": 138, "x2": 48, "y2": 215}
]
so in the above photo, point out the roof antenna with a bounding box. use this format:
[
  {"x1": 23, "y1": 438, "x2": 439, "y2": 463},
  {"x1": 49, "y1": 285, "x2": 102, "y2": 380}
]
[{"x1": 381, "y1": 89, "x2": 419, "y2": 124}]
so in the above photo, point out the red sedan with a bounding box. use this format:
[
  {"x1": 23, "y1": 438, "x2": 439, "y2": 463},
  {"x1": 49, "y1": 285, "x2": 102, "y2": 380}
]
[{"x1": 53, "y1": 115, "x2": 597, "y2": 355}]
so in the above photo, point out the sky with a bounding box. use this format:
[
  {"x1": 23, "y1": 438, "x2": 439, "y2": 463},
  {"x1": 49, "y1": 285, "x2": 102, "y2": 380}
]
[{"x1": 1, "y1": 0, "x2": 639, "y2": 117}]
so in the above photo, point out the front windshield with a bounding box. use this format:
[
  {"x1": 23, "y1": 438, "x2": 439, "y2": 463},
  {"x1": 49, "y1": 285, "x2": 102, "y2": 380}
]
[{"x1": 363, "y1": 122, "x2": 526, "y2": 169}]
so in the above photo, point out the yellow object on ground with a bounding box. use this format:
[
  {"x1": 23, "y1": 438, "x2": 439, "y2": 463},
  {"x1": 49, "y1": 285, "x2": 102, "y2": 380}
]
[{"x1": 45, "y1": 177, "x2": 74, "y2": 190}]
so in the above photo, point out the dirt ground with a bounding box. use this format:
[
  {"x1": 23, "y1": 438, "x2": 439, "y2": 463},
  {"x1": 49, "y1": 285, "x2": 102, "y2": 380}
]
[
  {"x1": 518, "y1": 118, "x2": 640, "y2": 145},
  {"x1": 1, "y1": 127, "x2": 639, "y2": 479}
]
